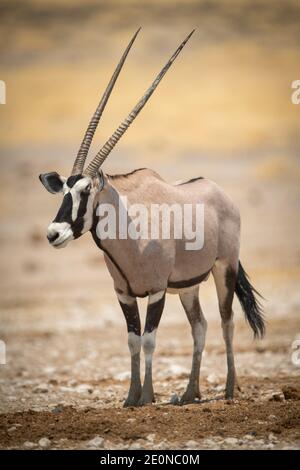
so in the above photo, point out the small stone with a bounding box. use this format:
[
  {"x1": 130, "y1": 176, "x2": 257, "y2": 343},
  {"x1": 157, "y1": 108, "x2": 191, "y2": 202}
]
[
  {"x1": 207, "y1": 373, "x2": 218, "y2": 384},
  {"x1": 43, "y1": 366, "x2": 56, "y2": 374},
  {"x1": 244, "y1": 434, "x2": 254, "y2": 440},
  {"x1": 39, "y1": 437, "x2": 51, "y2": 448},
  {"x1": 51, "y1": 405, "x2": 64, "y2": 414},
  {"x1": 8, "y1": 426, "x2": 17, "y2": 433},
  {"x1": 264, "y1": 443, "x2": 274, "y2": 449},
  {"x1": 76, "y1": 384, "x2": 93, "y2": 394},
  {"x1": 156, "y1": 441, "x2": 168, "y2": 450},
  {"x1": 126, "y1": 418, "x2": 136, "y2": 423},
  {"x1": 268, "y1": 433, "x2": 277, "y2": 442},
  {"x1": 224, "y1": 437, "x2": 238, "y2": 446},
  {"x1": 185, "y1": 440, "x2": 198, "y2": 449},
  {"x1": 253, "y1": 439, "x2": 264, "y2": 446},
  {"x1": 129, "y1": 442, "x2": 141, "y2": 450},
  {"x1": 146, "y1": 433, "x2": 155, "y2": 442},
  {"x1": 270, "y1": 393, "x2": 284, "y2": 402},
  {"x1": 87, "y1": 436, "x2": 104, "y2": 448},
  {"x1": 34, "y1": 383, "x2": 49, "y2": 393},
  {"x1": 114, "y1": 371, "x2": 130, "y2": 381},
  {"x1": 48, "y1": 379, "x2": 58, "y2": 386},
  {"x1": 24, "y1": 441, "x2": 37, "y2": 449},
  {"x1": 170, "y1": 394, "x2": 179, "y2": 405},
  {"x1": 203, "y1": 438, "x2": 217, "y2": 447},
  {"x1": 68, "y1": 379, "x2": 77, "y2": 387}
]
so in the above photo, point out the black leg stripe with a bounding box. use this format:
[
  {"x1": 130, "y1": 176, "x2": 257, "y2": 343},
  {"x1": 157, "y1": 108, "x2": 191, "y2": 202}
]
[
  {"x1": 119, "y1": 301, "x2": 141, "y2": 336},
  {"x1": 144, "y1": 294, "x2": 166, "y2": 333}
]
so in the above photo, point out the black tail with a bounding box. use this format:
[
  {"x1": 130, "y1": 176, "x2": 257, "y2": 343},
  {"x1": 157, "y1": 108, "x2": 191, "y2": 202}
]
[{"x1": 235, "y1": 261, "x2": 265, "y2": 338}]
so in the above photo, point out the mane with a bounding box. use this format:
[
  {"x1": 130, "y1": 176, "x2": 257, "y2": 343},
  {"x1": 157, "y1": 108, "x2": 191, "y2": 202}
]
[
  {"x1": 107, "y1": 168, "x2": 164, "y2": 191},
  {"x1": 107, "y1": 168, "x2": 148, "y2": 180}
]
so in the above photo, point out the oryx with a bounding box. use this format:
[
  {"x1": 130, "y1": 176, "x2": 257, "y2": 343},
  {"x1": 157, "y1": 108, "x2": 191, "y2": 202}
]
[{"x1": 39, "y1": 30, "x2": 265, "y2": 407}]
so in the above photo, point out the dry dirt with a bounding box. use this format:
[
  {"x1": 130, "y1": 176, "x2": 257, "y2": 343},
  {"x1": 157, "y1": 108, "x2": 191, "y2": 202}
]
[{"x1": 0, "y1": 0, "x2": 300, "y2": 451}]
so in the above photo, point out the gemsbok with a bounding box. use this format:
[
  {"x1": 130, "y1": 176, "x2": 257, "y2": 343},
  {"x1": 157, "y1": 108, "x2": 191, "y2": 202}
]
[{"x1": 39, "y1": 30, "x2": 265, "y2": 406}]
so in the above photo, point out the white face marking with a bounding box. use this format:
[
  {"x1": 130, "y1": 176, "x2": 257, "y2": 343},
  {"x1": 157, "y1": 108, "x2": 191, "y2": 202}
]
[
  {"x1": 148, "y1": 291, "x2": 165, "y2": 305},
  {"x1": 127, "y1": 332, "x2": 141, "y2": 356},
  {"x1": 47, "y1": 176, "x2": 95, "y2": 249},
  {"x1": 47, "y1": 221, "x2": 74, "y2": 249},
  {"x1": 72, "y1": 178, "x2": 91, "y2": 222},
  {"x1": 61, "y1": 177, "x2": 91, "y2": 223}
]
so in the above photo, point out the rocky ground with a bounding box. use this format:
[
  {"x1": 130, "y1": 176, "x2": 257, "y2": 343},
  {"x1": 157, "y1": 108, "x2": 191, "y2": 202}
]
[
  {"x1": 0, "y1": 0, "x2": 299, "y2": 451},
  {"x1": 1, "y1": 280, "x2": 299, "y2": 450}
]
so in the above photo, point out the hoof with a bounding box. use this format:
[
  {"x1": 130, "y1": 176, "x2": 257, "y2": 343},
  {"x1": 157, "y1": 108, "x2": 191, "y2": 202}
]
[
  {"x1": 123, "y1": 390, "x2": 141, "y2": 408},
  {"x1": 138, "y1": 393, "x2": 155, "y2": 407},
  {"x1": 179, "y1": 390, "x2": 201, "y2": 405},
  {"x1": 123, "y1": 398, "x2": 139, "y2": 408}
]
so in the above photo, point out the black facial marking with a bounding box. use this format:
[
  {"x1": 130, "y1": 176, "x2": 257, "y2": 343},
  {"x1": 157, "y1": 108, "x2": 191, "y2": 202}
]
[
  {"x1": 77, "y1": 191, "x2": 89, "y2": 218},
  {"x1": 72, "y1": 191, "x2": 90, "y2": 239},
  {"x1": 66, "y1": 175, "x2": 83, "y2": 188},
  {"x1": 119, "y1": 301, "x2": 141, "y2": 335},
  {"x1": 144, "y1": 294, "x2": 166, "y2": 333},
  {"x1": 53, "y1": 192, "x2": 73, "y2": 224}
]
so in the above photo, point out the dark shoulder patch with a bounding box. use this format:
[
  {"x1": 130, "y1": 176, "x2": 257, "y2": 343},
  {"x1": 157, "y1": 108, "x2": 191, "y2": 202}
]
[
  {"x1": 67, "y1": 174, "x2": 83, "y2": 188},
  {"x1": 178, "y1": 176, "x2": 204, "y2": 185}
]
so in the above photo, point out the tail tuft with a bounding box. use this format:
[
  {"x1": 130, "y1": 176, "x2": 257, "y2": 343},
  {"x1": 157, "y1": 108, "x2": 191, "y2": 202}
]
[{"x1": 235, "y1": 261, "x2": 265, "y2": 339}]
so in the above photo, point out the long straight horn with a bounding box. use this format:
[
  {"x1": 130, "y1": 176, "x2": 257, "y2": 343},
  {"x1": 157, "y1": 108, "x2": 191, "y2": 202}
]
[
  {"x1": 84, "y1": 30, "x2": 195, "y2": 177},
  {"x1": 71, "y1": 28, "x2": 141, "y2": 176}
]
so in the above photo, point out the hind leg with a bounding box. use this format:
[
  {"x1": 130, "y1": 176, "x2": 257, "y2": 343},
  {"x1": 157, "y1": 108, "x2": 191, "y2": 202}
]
[
  {"x1": 179, "y1": 286, "x2": 207, "y2": 404},
  {"x1": 212, "y1": 259, "x2": 239, "y2": 400}
]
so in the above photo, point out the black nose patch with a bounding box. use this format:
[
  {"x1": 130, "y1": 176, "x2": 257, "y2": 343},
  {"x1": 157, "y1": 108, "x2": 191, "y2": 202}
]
[
  {"x1": 53, "y1": 192, "x2": 73, "y2": 224},
  {"x1": 47, "y1": 232, "x2": 59, "y2": 243}
]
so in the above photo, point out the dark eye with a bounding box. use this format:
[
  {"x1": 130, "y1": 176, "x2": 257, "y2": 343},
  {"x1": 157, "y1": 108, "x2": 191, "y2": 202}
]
[{"x1": 82, "y1": 184, "x2": 91, "y2": 194}]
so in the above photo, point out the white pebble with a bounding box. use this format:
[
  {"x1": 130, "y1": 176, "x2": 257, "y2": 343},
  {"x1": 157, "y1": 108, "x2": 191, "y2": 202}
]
[
  {"x1": 224, "y1": 437, "x2": 238, "y2": 446},
  {"x1": 24, "y1": 441, "x2": 37, "y2": 449},
  {"x1": 185, "y1": 440, "x2": 199, "y2": 449},
  {"x1": 39, "y1": 437, "x2": 51, "y2": 448},
  {"x1": 207, "y1": 373, "x2": 218, "y2": 384},
  {"x1": 264, "y1": 443, "x2": 274, "y2": 449},
  {"x1": 203, "y1": 438, "x2": 217, "y2": 447},
  {"x1": 87, "y1": 436, "x2": 104, "y2": 448},
  {"x1": 129, "y1": 442, "x2": 141, "y2": 450},
  {"x1": 34, "y1": 384, "x2": 49, "y2": 393},
  {"x1": 75, "y1": 384, "x2": 93, "y2": 394},
  {"x1": 8, "y1": 426, "x2": 17, "y2": 433}
]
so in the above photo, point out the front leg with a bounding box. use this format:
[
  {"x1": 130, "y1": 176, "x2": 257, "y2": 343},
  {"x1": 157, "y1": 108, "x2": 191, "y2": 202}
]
[
  {"x1": 117, "y1": 292, "x2": 142, "y2": 407},
  {"x1": 139, "y1": 291, "x2": 166, "y2": 406}
]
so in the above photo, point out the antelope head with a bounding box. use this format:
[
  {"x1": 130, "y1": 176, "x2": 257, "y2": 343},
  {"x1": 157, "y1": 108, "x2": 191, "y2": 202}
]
[{"x1": 39, "y1": 29, "x2": 194, "y2": 248}]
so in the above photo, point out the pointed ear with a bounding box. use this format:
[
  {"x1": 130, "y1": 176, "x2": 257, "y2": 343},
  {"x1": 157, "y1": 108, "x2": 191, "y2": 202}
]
[
  {"x1": 97, "y1": 169, "x2": 105, "y2": 191},
  {"x1": 39, "y1": 172, "x2": 66, "y2": 194}
]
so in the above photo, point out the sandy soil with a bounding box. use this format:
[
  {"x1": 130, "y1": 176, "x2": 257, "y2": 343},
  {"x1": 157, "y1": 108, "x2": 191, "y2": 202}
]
[{"x1": 0, "y1": 0, "x2": 299, "y2": 450}]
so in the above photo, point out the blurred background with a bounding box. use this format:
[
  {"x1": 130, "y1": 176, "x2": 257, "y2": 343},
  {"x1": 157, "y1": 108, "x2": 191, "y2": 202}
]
[{"x1": 0, "y1": 0, "x2": 299, "y2": 449}]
